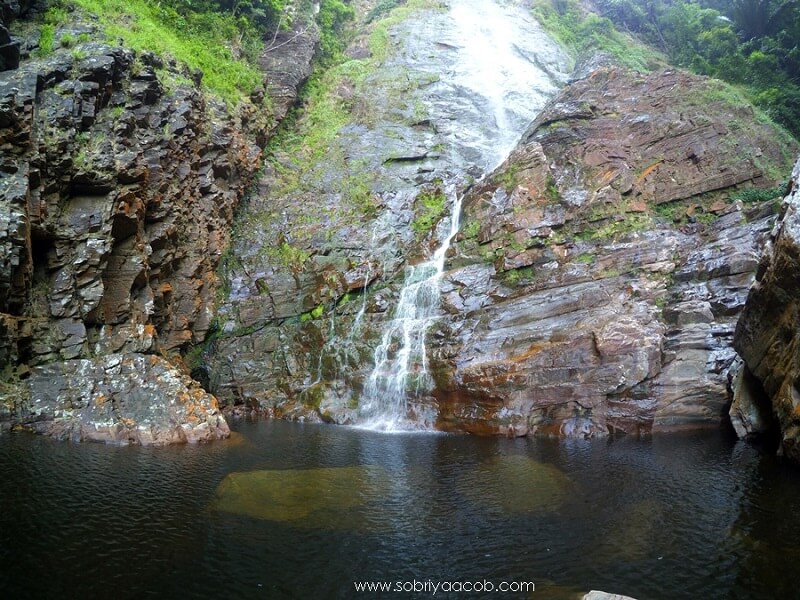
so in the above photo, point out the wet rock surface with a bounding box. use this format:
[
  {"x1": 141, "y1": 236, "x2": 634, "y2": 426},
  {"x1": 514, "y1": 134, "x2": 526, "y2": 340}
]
[
  {"x1": 583, "y1": 593, "x2": 638, "y2": 600},
  {"x1": 0, "y1": 9, "x2": 316, "y2": 443},
  {"x1": 204, "y1": 0, "x2": 798, "y2": 436},
  {"x1": 3, "y1": 0, "x2": 798, "y2": 442},
  {"x1": 433, "y1": 66, "x2": 796, "y2": 436},
  {"x1": 732, "y1": 157, "x2": 800, "y2": 461},
  {"x1": 205, "y1": 0, "x2": 571, "y2": 421}
]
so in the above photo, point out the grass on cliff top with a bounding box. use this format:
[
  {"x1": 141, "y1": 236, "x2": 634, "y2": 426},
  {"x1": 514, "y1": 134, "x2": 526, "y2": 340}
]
[
  {"x1": 68, "y1": 0, "x2": 264, "y2": 105},
  {"x1": 531, "y1": 0, "x2": 665, "y2": 72}
]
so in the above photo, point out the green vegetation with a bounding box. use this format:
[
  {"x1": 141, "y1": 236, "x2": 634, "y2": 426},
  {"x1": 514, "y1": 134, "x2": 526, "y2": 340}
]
[
  {"x1": 502, "y1": 266, "x2": 535, "y2": 285},
  {"x1": 411, "y1": 185, "x2": 448, "y2": 237},
  {"x1": 34, "y1": 7, "x2": 66, "y2": 57},
  {"x1": 731, "y1": 181, "x2": 789, "y2": 203},
  {"x1": 36, "y1": 24, "x2": 55, "y2": 56},
  {"x1": 318, "y1": 0, "x2": 356, "y2": 63},
  {"x1": 654, "y1": 200, "x2": 688, "y2": 223},
  {"x1": 654, "y1": 199, "x2": 722, "y2": 225},
  {"x1": 546, "y1": 176, "x2": 560, "y2": 202},
  {"x1": 462, "y1": 220, "x2": 481, "y2": 239},
  {"x1": 267, "y1": 241, "x2": 311, "y2": 270},
  {"x1": 67, "y1": 0, "x2": 264, "y2": 105},
  {"x1": 482, "y1": 247, "x2": 502, "y2": 264},
  {"x1": 532, "y1": 0, "x2": 665, "y2": 71},
  {"x1": 44, "y1": 6, "x2": 70, "y2": 25},
  {"x1": 40, "y1": 0, "x2": 353, "y2": 106},
  {"x1": 59, "y1": 32, "x2": 76, "y2": 48},
  {"x1": 300, "y1": 303, "x2": 326, "y2": 322},
  {"x1": 533, "y1": 0, "x2": 800, "y2": 139},
  {"x1": 257, "y1": 0, "x2": 438, "y2": 234},
  {"x1": 273, "y1": 59, "x2": 369, "y2": 165},
  {"x1": 259, "y1": 60, "x2": 379, "y2": 234},
  {"x1": 72, "y1": 131, "x2": 106, "y2": 171},
  {"x1": 495, "y1": 163, "x2": 521, "y2": 190},
  {"x1": 366, "y1": 0, "x2": 401, "y2": 23},
  {"x1": 574, "y1": 214, "x2": 652, "y2": 241}
]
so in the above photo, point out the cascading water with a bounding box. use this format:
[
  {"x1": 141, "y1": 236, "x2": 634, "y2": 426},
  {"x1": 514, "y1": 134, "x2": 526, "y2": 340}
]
[
  {"x1": 351, "y1": 0, "x2": 570, "y2": 430},
  {"x1": 359, "y1": 186, "x2": 463, "y2": 430}
]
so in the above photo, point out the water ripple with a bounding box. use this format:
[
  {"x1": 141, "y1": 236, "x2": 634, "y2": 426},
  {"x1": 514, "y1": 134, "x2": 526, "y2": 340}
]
[{"x1": 0, "y1": 424, "x2": 797, "y2": 599}]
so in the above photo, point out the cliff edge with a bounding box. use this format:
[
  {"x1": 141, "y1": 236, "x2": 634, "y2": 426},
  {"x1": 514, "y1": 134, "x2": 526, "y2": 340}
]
[
  {"x1": 732, "y1": 157, "x2": 800, "y2": 460},
  {"x1": 0, "y1": 1, "x2": 317, "y2": 443}
]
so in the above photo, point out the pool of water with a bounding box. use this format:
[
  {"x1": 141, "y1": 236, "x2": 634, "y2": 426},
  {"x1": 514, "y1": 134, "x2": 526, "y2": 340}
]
[{"x1": 1, "y1": 421, "x2": 799, "y2": 599}]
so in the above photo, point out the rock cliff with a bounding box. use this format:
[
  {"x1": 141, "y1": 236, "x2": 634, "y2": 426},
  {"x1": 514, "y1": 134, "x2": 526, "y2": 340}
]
[
  {"x1": 3, "y1": 0, "x2": 799, "y2": 443},
  {"x1": 0, "y1": 4, "x2": 317, "y2": 443},
  {"x1": 202, "y1": 2, "x2": 798, "y2": 437},
  {"x1": 731, "y1": 157, "x2": 800, "y2": 460},
  {"x1": 433, "y1": 67, "x2": 797, "y2": 435}
]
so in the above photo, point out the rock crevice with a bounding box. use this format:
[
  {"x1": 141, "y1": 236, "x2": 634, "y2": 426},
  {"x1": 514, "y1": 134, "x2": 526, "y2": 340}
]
[{"x1": 732, "y1": 158, "x2": 800, "y2": 459}]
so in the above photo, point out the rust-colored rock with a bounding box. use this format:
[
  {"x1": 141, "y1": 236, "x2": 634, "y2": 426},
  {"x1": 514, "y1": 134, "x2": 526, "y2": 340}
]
[
  {"x1": 21, "y1": 353, "x2": 230, "y2": 445},
  {"x1": 431, "y1": 67, "x2": 796, "y2": 437},
  {"x1": 203, "y1": 61, "x2": 796, "y2": 437}
]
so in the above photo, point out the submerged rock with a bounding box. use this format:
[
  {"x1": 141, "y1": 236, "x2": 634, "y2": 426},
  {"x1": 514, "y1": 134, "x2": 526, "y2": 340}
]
[
  {"x1": 459, "y1": 454, "x2": 572, "y2": 514},
  {"x1": 583, "y1": 593, "x2": 638, "y2": 600},
  {"x1": 210, "y1": 465, "x2": 392, "y2": 530}
]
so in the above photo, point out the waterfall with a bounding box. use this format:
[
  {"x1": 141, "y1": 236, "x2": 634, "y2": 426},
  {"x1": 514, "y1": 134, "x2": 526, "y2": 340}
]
[
  {"x1": 347, "y1": 0, "x2": 569, "y2": 430},
  {"x1": 358, "y1": 186, "x2": 463, "y2": 431}
]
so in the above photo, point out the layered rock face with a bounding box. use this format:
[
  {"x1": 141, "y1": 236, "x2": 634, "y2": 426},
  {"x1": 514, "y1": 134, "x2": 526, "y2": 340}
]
[
  {"x1": 732, "y1": 158, "x2": 800, "y2": 460},
  {"x1": 430, "y1": 67, "x2": 797, "y2": 436},
  {"x1": 0, "y1": 0, "x2": 29, "y2": 71},
  {"x1": 0, "y1": 10, "x2": 317, "y2": 443},
  {"x1": 6, "y1": 1, "x2": 795, "y2": 442},
  {"x1": 204, "y1": 0, "x2": 573, "y2": 422},
  {"x1": 206, "y1": 27, "x2": 797, "y2": 434}
]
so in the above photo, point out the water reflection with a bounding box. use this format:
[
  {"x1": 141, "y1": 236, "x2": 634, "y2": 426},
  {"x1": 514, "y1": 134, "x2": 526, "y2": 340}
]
[{"x1": 1, "y1": 422, "x2": 799, "y2": 599}]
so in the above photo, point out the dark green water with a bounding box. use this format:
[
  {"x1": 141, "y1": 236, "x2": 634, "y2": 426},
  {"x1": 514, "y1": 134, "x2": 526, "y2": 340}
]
[{"x1": 1, "y1": 421, "x2": 799, "y2": 599}]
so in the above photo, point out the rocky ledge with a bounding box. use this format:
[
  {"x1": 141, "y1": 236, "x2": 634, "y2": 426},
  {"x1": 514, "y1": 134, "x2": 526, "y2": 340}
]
[
  {"x1": 20, "y1": 353, "x2": 229, "y2": 444},
  {"x1": 0, "y1": 6, "x2": 318, "y2": 442},
  {"x1": 731, "y1": 157, "x2": 800, "y2": 461},
  {"x1": 431, "y1": 66, "x2": 798, "y2": 436},
  {"x1": 203, "y1": 60, "x2": 798, "y2": 435}
]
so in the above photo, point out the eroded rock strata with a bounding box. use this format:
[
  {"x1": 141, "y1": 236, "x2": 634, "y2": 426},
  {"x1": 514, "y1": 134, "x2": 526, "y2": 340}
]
[
  {"x1": 732, "y1": 157, "x2": 800, "y2": 460},
  {"x1": 432, "y1": 67, "x2": 798, "y2": 436},
  {"x1": 0, "y1": 6, "x2": 317, "y2": 443},
  {"x1": 207, "y1": 61, "x2": 797, "y2": 436},
  {"x1": 3, "y1": 0, "x2": 799, "y2": 444}
]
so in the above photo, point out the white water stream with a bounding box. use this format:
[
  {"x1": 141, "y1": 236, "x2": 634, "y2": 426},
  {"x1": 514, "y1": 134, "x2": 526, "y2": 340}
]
[
  {"x1": 358, "y1": 186, "x2": 463, "y2": 430},
  {"x1": 355, "y1": 0, "x2": 569, "y2": 430}
]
